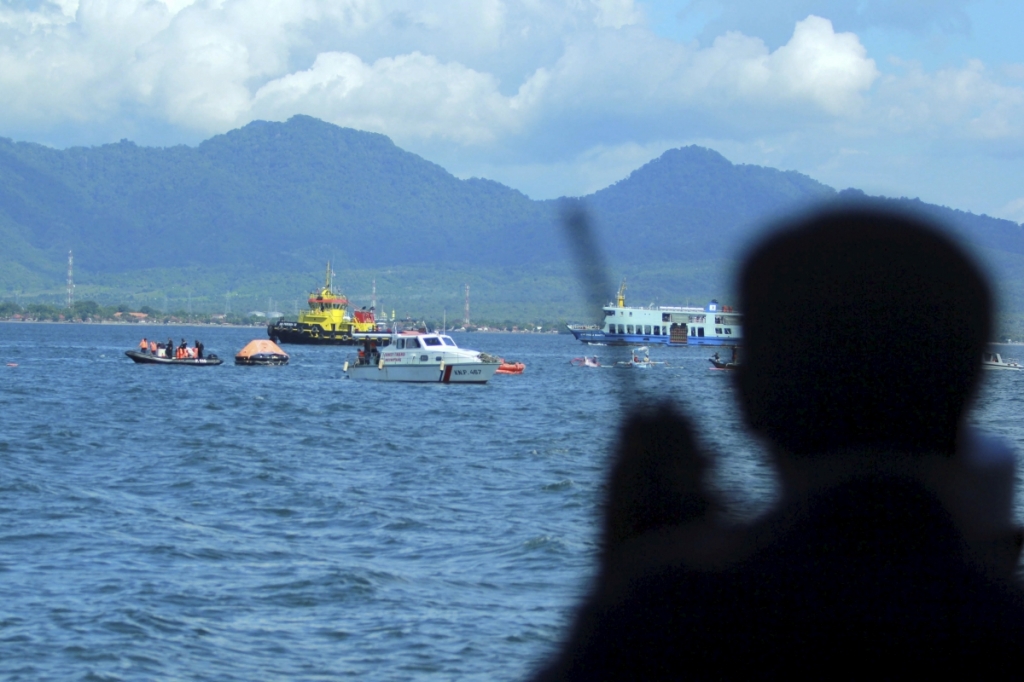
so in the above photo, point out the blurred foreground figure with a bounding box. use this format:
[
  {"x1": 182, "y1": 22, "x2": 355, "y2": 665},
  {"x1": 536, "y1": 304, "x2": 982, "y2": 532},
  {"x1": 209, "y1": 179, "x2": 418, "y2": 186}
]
[{"x1": 533, "y1": 207, "x2": 1024, "y2": 680}]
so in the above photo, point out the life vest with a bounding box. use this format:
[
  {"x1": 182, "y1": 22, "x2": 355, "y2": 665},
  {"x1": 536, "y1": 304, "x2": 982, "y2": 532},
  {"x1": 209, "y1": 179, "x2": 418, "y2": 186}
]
[
  {"x1": 139, "y1": 340, "x2": 147, "y2": 350},
  {"x1": 149, "y1": 341, "x2": 157, "y2": 353}
]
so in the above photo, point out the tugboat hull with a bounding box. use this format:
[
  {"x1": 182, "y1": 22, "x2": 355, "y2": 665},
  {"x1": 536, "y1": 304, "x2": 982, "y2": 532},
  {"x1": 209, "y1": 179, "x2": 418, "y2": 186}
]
[{"x1": 267, "y1": 321, "x2": 392, "y2": 347}]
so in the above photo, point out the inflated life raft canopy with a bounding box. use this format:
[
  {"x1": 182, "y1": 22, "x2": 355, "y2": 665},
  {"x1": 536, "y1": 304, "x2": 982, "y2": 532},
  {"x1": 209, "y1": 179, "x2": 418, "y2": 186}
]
[{"x1": 235, "y1": 339, "x2": 290, "y2": 366}]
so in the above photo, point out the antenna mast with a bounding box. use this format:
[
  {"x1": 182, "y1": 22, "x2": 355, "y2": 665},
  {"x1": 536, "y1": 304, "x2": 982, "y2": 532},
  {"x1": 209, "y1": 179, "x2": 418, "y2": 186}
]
[
  {"x1": 463, "y1": 284, "x2": 470, "y2": 327},
  {"x1": 66, "y1": 250, "x2": 74, "y2": 309},
  {"x1": 372, "y1": 278, "x2": 377, "y2": 311}
]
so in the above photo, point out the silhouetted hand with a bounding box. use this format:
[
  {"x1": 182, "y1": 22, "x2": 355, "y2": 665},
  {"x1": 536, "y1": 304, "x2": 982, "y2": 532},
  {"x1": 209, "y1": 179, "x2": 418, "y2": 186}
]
[{"x1": 601, "y1": 402, "x2": 719, "y2": 562}]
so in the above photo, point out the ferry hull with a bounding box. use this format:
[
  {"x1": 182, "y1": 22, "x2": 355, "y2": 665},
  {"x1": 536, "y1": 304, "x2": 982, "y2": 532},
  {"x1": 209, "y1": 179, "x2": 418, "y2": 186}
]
[
  {"x1": 347, "y1": 361, "x2": 498, "y2": 383},
  {"x1": 567, "y1": 328, "x2": 736, "y2": 347}
]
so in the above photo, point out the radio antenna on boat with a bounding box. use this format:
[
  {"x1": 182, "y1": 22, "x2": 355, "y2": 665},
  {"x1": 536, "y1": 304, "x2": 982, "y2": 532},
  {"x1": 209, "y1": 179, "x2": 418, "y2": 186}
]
[
  {"x1": 561, "y1": 201, "x2": 641, "y2": 402},
  {"x1": 464, "y1": 284, "x2": 470, "y2": 327},
  {"x1": 66, "y1": 250, "x2": 74, "y2": 309}
]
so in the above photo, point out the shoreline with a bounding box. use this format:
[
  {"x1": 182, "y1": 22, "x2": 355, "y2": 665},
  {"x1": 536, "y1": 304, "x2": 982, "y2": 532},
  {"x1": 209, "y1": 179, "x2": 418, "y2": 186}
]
[{"x1": 0, "y1": 319, "x2": 265, "y2": 329}]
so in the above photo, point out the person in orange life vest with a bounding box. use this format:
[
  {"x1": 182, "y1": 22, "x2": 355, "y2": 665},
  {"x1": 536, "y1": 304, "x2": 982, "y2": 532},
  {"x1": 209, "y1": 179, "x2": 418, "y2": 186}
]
[
  {"x1": 139, "y1": 338, "x2": 148, "y2": 353},
  {"x1": 149, "y1": 340, "x2": 157, "y2": 354}
]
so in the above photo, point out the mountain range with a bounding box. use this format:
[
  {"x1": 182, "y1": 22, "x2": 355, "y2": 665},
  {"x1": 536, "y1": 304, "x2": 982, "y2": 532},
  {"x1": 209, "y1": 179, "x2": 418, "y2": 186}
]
[{"x1": 1, "y1": 115, "x2": 1022, "y2": 329}]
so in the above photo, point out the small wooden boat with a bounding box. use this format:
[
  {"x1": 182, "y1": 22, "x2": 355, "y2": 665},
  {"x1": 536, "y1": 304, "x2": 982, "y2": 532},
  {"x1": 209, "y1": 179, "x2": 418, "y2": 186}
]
[
  {"x1": 708, "y1": 348, "x2": 740, "y2": 370},
  {"x1": 235, "y1": 339, "x2": 289, "y2": 366},
  {"x1": 125, "y1": 350, "x2": 223, "y2": 366}
]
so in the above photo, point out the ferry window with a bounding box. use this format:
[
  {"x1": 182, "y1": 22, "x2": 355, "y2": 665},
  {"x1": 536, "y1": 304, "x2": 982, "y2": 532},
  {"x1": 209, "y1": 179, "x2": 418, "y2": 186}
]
[
  {"x1": 654, "y1": 325, "x2": 660, "y2": 335},
  {"x1": 617, "y1": 324, "x2": 625, "y2": 334},
  {"x1": 662, "y1": 313, "x2": 670, "y2": 322},
  {"x1": 629, "y1": 312, "x2": 633, "y2": 316},
  {"x1": 435, "y1": 356, "x2": 442, "y2": 361},
  {"x1": 627, "y1": 325, "x2": 634, "y2": 334},
  {"x1": 715, "y1": 316, "x2": 722, "y2": 325},
  {"x1": 607, "y1": 324, "x2": 614, "y2": 333},
  {"x1": 405, "y1": 337, "x2": 421, "y2": 348},
  {"x1": 725, "y1": 328, "x2": 732, "y2": 335},
  {"x1": 716, "y1": 328, "x2": 723, "y2": 334},
  {"x1": 698, "y1": 328, "x2": 705, "y2": 337},
  {"x1": 395, "y1": 339, "x2": 405, "y2": 349},
  {"x1": 420, "y1": 355, "x2": 429, "y2": 362},
  {"x1": 605, "y1": 310, "x2": 616, "y2": 317},
  {"x1": 690, "y1": 327, "x2": 695, "y2": 336},
  {"x1": 424, "y1": 337, "x2": 442, "y2": 346}
]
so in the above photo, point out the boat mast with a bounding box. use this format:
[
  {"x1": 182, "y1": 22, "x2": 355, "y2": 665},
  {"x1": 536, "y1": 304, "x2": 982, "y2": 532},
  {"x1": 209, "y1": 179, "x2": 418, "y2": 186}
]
[{"x1": 464, "y1": 284, "x2": 470, "y2": 327}]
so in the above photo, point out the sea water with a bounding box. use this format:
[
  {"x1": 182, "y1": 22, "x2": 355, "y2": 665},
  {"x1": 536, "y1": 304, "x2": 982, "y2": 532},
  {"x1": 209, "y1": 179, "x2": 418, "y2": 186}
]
[{"x1": 1, "y1": 323, "x2": 1021, "y2": 680}]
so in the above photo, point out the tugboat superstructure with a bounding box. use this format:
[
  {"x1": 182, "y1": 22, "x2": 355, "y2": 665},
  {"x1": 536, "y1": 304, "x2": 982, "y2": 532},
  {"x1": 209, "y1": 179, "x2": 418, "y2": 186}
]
[{"x1": 268, "y1": 263, "x2": 392, "y2": 346}]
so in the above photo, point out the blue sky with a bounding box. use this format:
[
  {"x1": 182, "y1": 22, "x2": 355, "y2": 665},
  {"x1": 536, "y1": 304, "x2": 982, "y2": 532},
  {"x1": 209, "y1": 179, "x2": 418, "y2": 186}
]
[{"x1": 1, "y1": 0, "x2": 1022, "y2": 221}]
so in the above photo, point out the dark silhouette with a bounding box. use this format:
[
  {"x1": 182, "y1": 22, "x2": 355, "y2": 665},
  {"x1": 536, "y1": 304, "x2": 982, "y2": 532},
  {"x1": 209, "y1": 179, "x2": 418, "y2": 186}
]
[{"x1": 533, "y1": 207, "x2": 1024, "y2": 680}]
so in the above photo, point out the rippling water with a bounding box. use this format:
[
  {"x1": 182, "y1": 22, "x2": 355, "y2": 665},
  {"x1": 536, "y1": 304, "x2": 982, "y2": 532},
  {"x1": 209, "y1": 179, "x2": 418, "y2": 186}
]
[{"x1": 1, "y1": 323, "x2": 1021, "y2": 680}]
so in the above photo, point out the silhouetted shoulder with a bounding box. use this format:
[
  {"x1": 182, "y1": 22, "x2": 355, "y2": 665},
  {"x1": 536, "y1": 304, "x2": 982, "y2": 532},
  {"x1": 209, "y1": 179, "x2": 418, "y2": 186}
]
[{"x1": 533, "y1": 476, "x2": 1024, "y2": 680}]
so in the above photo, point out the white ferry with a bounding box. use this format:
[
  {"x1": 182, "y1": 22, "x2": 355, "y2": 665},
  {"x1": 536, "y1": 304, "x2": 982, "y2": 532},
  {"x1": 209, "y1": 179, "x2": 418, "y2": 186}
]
[
  {"x1": 567, "y1": 282, "x2": 742, "y2": 347},
  {"x1": 344, "y1": 332, "x2": 500, "y2": 383}
]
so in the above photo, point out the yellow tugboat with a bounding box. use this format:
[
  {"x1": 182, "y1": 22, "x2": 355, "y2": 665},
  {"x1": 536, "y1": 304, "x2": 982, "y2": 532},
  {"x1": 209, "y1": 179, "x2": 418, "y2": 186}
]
[{"x1": 267, "y1": 263, "x2": 393, "y2": 346}]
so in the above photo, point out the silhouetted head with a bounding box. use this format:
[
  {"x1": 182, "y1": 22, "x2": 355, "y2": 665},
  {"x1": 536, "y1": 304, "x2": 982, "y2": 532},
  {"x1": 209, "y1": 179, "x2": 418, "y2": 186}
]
[{"x1": 737, "y1": 206, "x2": 991, "y2": 458}]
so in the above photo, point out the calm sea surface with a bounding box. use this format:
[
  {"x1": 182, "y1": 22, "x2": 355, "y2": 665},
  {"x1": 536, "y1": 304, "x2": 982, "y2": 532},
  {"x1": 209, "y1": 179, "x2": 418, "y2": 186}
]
[{"x1": 2, "y1": 322, "x2": 1022, "y2": 680}]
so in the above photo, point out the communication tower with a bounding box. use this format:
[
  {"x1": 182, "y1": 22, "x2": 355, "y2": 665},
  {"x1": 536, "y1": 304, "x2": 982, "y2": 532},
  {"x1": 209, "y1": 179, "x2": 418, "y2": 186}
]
[
  {"x1": 463, "y1": 284, "x2": 470, "y2": 327},
  {"x1": 372, "y1": 278, "x2": 377, "y2": 310},
  {"x1": 66, "y1": 250, "x2": 74, "y2": 309}
]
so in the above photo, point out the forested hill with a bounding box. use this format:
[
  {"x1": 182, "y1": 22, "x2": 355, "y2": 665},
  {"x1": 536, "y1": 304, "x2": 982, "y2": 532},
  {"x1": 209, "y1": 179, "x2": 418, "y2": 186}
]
[
  {"x1": 0, "y1": 116, "x2": 550, "y2": 276},
  {"x1": 2, "y1": 115, "x2": 1023, "y2": 319}
]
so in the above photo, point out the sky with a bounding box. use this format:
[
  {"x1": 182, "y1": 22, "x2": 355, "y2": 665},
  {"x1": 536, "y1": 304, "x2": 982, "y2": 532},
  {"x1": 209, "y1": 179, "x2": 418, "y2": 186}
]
[{"x1": 1, "y1": 0, "x2": 1023, "y2": 221}]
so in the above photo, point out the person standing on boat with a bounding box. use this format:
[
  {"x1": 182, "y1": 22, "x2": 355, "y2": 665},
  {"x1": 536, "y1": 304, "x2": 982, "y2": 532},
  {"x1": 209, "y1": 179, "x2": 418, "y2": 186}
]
[
  {"x1": 533, "y1": 206, "x2": 1024, "y2": 680},
  {"x1": 139, "y1": 338, "x2": 148, "y2": 354},
  {"x1": 149, "y1": 340, "x2": 157, "y2": 355},
  {"x1": 195, "y1": 340, "x2": 204, "y2": 360}
]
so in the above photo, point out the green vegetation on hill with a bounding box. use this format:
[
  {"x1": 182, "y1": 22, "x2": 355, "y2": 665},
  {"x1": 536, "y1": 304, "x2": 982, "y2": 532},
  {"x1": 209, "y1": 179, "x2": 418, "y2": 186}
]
[{"x1": 1, "y1": 115, "x2": 1022, "y2": 330}]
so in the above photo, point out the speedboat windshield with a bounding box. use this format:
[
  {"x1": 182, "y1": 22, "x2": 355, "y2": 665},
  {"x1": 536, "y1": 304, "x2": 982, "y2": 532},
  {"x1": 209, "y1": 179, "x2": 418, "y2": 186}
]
[
  {"x1": 423, "y1": 336, "x2": 443, "y2": 347},
  {"x1": 440, "y1": 336, "x2": 456, "y2": 346}
]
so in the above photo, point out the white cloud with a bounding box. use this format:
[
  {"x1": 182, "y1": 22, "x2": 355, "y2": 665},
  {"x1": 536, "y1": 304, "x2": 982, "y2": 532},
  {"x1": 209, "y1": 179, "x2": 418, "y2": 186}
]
[
  {"x1": 997, "y1": 198, "x2": 1024, "y2": 224},
  {"x1": 591, "y1": 0, "x2": 642, "y2": 29},
  {"x1": 0, "y1": 1, "x2": 1022, "y2": 218},
  {"x1": 872, "y1": 59, "x2": 1024, "y2": 142},
  {"x1": 251, "y1": 51, "x2": 522, "y2": 144},
  {"x1": 539, "y1": 15, "x2": 877, "y2": 122}
]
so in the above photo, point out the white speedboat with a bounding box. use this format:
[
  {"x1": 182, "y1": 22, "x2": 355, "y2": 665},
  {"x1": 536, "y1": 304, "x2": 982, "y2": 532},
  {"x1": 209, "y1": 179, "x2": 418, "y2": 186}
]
[
  {"x1": 982, "y1": 350, "x2": 1022, "y2": 371},
  {"x1": 344, "y1": 332, "x2": 500, "y2": 383}
]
